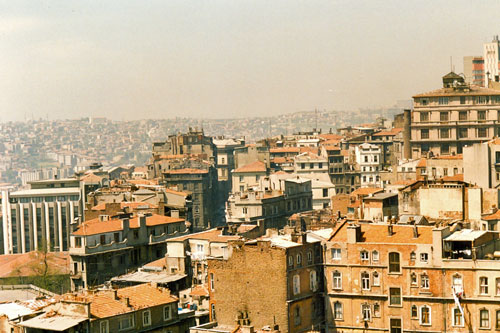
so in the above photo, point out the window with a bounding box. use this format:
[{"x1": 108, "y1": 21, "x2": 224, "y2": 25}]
[
  {"x1": 332, "y1": 271, "x2": 342, "y2": 290},
  {"x1": 453, "y1": 307, "x2": 464, "y2": 327},
  {"x1": 118, "y1": 315, "x2": 134, "y2": 330},
  {"x1": 288, "y1": 256, "x2": 293, "y2": 267},
  {"x1": 322, "y1": 188, "x2": 328, "y2": 197},
  {"x1": 301, "y1": 163, "x2": 305, "y2": 170},
  {"x1": 389, "y1": 287, "x2": 402, "y2": 306},
  {"x1": 163, "y1": 305, "x2": 171, "y2": 320},
  {"x1": 307, "y1": 250, "x2": 313, "y2": 264},
  {"x1": 478, "y1": 127, "x2": 488, "y2": 137},
  {"x1": 390, "y1": 318, "x2": 402, "y2": 333},
  {"x1": 373, "y1": 303, "x2": 380, "y2": 317},
  {"x1": 114, "y1": 233, "x2": 120, "y2": 243},
  {"x1": 496, "y1": 310, "x2": 500, "y2": 329},
  {"x1": 440, "y1": 111, "x2": 449, "y2": 121},
  {"x1": 293, "y1": 275, "x2": 300, "y2": 295},
  {"x1": 143, "y1": 310, "x2": 151, "y2": 327},
  {"x1": 409, "y1": 273, "x2": 417, "y2": 286},
  {"x1": 211, "y1": 304, "x2": 216, "y2": 321},
  {"x1": 453, "y1": 274, "x2": 463, "y2": 289},
  {"x1": 496, "y1": 278, "x2": 500, "y2": 295},
  {"x1": 389, "y1": 252, "x2": 400, "y2": 273},
  {"x1": 459, "y1": 111, "x2": 467, "y2": 120},
  {"x1": 100, "y1": 235, "x2": 106, "y2": 245},
  {"x1": 333, "y1": 302, "x2": 343, "y2": 320},
  {"x1": 361, "y1": 304, "x2": 371, "y2": 321},
  {"x1": 360, "y1": 250, "x2": 369, "y2": 261},
  {"x1": 372, "y1": 271, "x2": 380, "y2": 286},
  {"x1": 420, "y1": 253, "x2": 429, "y2": 263},
  {"x1": 439, "y1": 97, "x2": 449, "y2": 105},
  {"x1": 460, "y1": 96, "x2": 466, "y2": 104},
  {"x1": 480, "y1": 309, "x2": 490, "y2": 328},
  {"x1": 242, "y1": 207, "x2": 248, "y2": 214},
  {"x1": 459, "y1": 127, "x2": 468, "y2": 138},
  {"x1": 361, "y1": 272, "x2": 370, "y2": 290},
  {"x1": 294, "y1": 306, "x2": 301, "y2": 326},
  {"x1": 421, "y1": 98, "x2": 429, "y2": 106},
  {"x1": 296, "y1": 253, "x2": 302, "y2": 266},
  {"x1": 75, "y1": 237, "x2": 82, "y2": 248},
  {"x1": 310, "y1": 270, "x2": 317, "y2": 291},
  {"x1": 420, "y1": 306, "x2": 431, "y2": 325},
  {"x1": 331, "y1": 248, "x2": 341, "y2": 260},
  {"x1": 210, "y1": 273, "x2": 215, "y2": 291},
  {"x1": 440, "y1": 128, "x2": 450, "y2": 139},
  {"x1": 239, "y1": 175, "x2": 244, "y2": 182},
  {"x1": 100, "y1": 321, "x2": 109, "y2": 333},
  {"x1": 411, "y1": 305, "x2": 418, "y2": 318},
  {"x1": 480, "y1": 276, "x2": 489, "y2": 295},
  {"x1": 420, "y1": 129, "x2": 429, "y2": 139},
  {"x1": 364, "y1": 156, "x2": 369, "y2": 163},
  {"x1": 441, "y1": 144, "x2": 450, "y2": 155},
  {"x1": 410, "y1": 251, "x2": 416, "y2": 261},
  {"x1": 478, "y1": 110, "x2": 487, "y2": 120},
  {"x1": 421, "y1": 274, "x2": 429, "y2": 289},
  {"x1": 420, "y1": 112, "x2": 429, "y2": 122}
]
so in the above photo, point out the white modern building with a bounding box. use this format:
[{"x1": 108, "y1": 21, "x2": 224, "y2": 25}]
[
  {"x1": 484, "y1": 35, "x2": 500, "y2": 85},
  {"x1": 356, "y1": 143, "x2": 382, "y2": 188},
  {"x1": 0, "y1": 180, "x2": 83, "y2": 254}
]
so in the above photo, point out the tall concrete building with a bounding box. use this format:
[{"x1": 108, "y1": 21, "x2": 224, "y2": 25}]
[
  {"x1": 463, "y1": 56, "x2": 485, "y2": 87},
  {"x1": 484, "y1": 35, "x2": 500, "y2": 84},
  {"x1": 408, "y1": 72, "x2": 500, "y2": 159},
  {"x1": 0, "y1": 179, "x2": 83, "y2": 254}
]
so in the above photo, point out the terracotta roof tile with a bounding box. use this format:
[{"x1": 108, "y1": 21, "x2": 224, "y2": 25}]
[
  {"x1": 372, "y1": 128, "x2": 403, "y2": 136},
  {"x1": 350, "y1": 187, "x2": 384, "y2": 197},
  {"x1": 0, "y1": 252, "x2": 69, "y2": 278},
  {"x1": 164, "y1": 168, "x2": 208, "y2": 175},
  {"x1": 234, "y1": 161, "x2": 267, "y2": 173},
  {"x1": 483, "y1": 209, "x2": 500, "y2": 221},
  {"x1": 190, "y1": 284, "x2": 209, "y2": 297},
  {"x1": 416, "y1": 158, "x2": 427, "y2": 168},
  {"x1": 330, "y1": 223, "x2": 433, "y2": 244},
  {"x1": 73, "y1": 214, "x2": 185, "y2": 236},
  {"x1": 270, "y1": 147, "x2": 300, "y2": 153}
]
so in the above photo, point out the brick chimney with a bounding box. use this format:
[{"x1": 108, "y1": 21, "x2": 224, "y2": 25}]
[{"x1": 347, "y1": 224, "x2": 361, "y2": 244}]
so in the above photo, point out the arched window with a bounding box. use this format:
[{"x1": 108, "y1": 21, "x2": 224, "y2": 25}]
[
  {"x1": 296, "y1": 253, "x2": 302, "y2": 266},
  {"x1": 372, "y1": 250, "x2": 379, "y2": 261},
  {"x1": 410, "y1": 272, "x2": 417, "y2": 286},
  {"x1": 411, "y1": 305, "x2": 418, "y2": 318},
  {"x1": 420, "y1": 273, "x2": 429, "y2": 289},
  {"x1": 332, "y1": 271, "x2": 342, "y2": 290},
  {"x1": 372, "y1": 271, "x2": 380, "y2": 286},
  {"x1": 333, "y1": 302, "x2": 343, "y2": 320},
  {"x1": 307, "y1": 250, "x2": 313, "y2": 264},
  {"x1": 420, "y1": 305, "x2": 431, "y2": 325},
  {"x1": 309, "y1": 270, "x2": 317, "y2": 291}
]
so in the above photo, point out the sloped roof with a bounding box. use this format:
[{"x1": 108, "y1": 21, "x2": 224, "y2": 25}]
[
  {"x1": 0, "y1": 252, "x2": 69, "y2": 278},
  {"x1": 73, "y1": 214, "x2": 184, "y2": 236},
  {"x1": 413, "y1": 85, "x2": 500, "y2": 98},
  {"x1": 168, "y1": 228, "x2": 241, "y2": 243},
  {"x1": 372, "y1": 128, "x2": 403, "y2": 136},
  {"x1": 234, "y1": 161, "x2": 267, "y2": 173},
  {"x1": 329, "y1": 223, "x2": 433, "y2": 244}
]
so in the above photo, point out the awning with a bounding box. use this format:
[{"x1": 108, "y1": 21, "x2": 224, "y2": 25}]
[{"x1": 18, "y1": 315, "x2": 87, "y2": 331}]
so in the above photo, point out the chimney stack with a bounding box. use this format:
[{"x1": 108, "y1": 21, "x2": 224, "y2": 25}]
[
  {"x1": 413, "y1": 225, "x2": 419, "y2": 238},
  {"x1": 388, "y1": 224, "x2": 393, "y2": 236}
]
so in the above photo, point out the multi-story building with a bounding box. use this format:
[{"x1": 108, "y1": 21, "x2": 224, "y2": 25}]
[
  {"x1": 233, "y1": 144, "x2": 270, "y2": 169},
  {"x1": 207, "y1": 232, "x2": 323, "y2": 333},
  {"x1": 293, "y1": 152, "x2": 328, "y2": 176},
  {"x1": 324, "y1": 221, "x2": 500, "y2": 332},
  {"x1": 464, "y1": 56, "x2": 485, "y2": 87},
  {"x1": 322, "y1": 146, "x2": 359, "y2": 195},
  {"x1": 212, "y1": 137, "x2": 245, "y2": 203},
  {"x1": 409, "y1": 72, "x2": 500, "y2": 159},
  {"x1": 464, "y1": 138, "x2": 500, "y2": 189},
  {"x1": 69, "y1": 213, "x2": 187, "y2": 290},
  {"x1": 356, "y1": 143, "x2": 382, "y2": 187},
  {"x1": 231, "y1": 161, "x2": 268, "y2": 194},
  {"x1": 484, "y1": 35, "x2": 500, "y2": 85},
  {"x1": 163, "y1": 168, "x2": 218, "y2": 231},
  {"x1": 18, "y1": 283, "x2": 192, "y2": 333},
  {"x1": 0, "y1": 179, "x2": 83, "y2": 254},
  {"x1": 226, "y1": 177, "x2": 313, "y2": 230}
]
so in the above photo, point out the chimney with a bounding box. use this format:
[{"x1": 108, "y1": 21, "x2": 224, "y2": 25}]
[
  {"x1": 387, "y1": 224, "x2": 393, "y2": 236},
  {"x1": 403, "y1": 109, "x2": 411, "y2": 159},
  {"x1": 125, "y1": 297, "x2": 130, "y2": 307},
  {"x1": 113, "y1": 289, "x2": 119, "y2": 300},
  {"x1": 413, "y1": 225, "x2": 419, "y2": 238},
  {"x1": 121, "y1": 218, "x2": 129, "y2": 234},
  {"x1": 99, "y1": 215, "x2": 109, "y2": 222},
  {"x1": 241, "y1": 326, "x2": 255, "y2": 333},
  {"x1": 347, "y1": 224, "x2": 361, "y2": 244},
  {"x1": 139, "y1": 214, "x2": 146, "y2": 229}
]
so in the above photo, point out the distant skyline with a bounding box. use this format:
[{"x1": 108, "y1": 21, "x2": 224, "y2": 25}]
[{"x1": 1, "y1": 0, "x2": 500, "y2": 122}]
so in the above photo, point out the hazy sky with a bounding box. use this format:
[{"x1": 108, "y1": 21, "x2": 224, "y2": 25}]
[{"x1": 1, "y1": 1, "x2": 500, "y2": 122}]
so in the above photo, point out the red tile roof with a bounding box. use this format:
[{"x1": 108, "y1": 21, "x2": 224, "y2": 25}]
[
  {"x1": 372, "y1": 128, "x2": 403, "y2": 136},
  {"x1": 416, "y1": 158, "x2": 427, "y2": 168},
  {"x1": 350, "y1": 187, "x2": 384, "y2": 197},
  {"x1": 164, "y1": 168, "x2": 208, "y2": 175},
  {"x1": 0, "y1": 252, "x2": 69, "y2": 278},
  {"x1": 73, "y1": 214, "x2": 184, "y2": 236},
  {"x1": 329, "y1": 223, "x2": 433, "y2": 244},
  {"x1": 234, "y1": 161, "x2": 267, "y2": 173},
  {"x1": 270, "y1": 147, "x2": 300, "y2": 153}
]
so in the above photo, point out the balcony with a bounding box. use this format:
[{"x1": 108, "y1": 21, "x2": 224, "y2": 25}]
[{"x1": 69, "y1": 238, "x2": 132, "y2": 256}]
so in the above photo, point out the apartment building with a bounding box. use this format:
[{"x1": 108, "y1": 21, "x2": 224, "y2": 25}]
[
  {"x1": 293, "y1": 152, "x2": 328, "y2": 176},
  {"x1": 207, "y1": 232, "x2": 323, "y2": 333},
  {"x1": 163, "y1": 168, "x2": 218, "y2": 231},
  {"x1": 18, "y1": 283, "x2": 190, "y2": 333},
  {"x1": 231, "y1": 161, "x2": 268, "y2": 194},
  {"x1": 0, "y1": 179, "x2": 83, "y2": 255},
  {"x1": 356, "y1": 143, "x2": 382, "y2": 188},
  {"x1": 324, "y1": 222, "x2": 500, "y2": 332},
  {"x1": 464, "y1": 138, "x2": 500, "y2": 189},
  {"x1": 409, "y1": 72, "x2": 500, "y2": 159},
  {"x1": 213, "y1": 137, "x2": 245, "y2": 202},
  {"x1": 464, "y1": 56, "x2": 485, "y2": 87},
  {"x1": 226, "y1": 177, "x2": 313, "y2": 230},
  {"x1": 69, "y1": 213, "x2": 187, "y2": 290}
]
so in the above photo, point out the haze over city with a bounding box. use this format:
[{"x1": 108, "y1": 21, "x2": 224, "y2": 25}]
[{"x1": 2, "y1": 0, "x2": 500, "y2": 122}]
